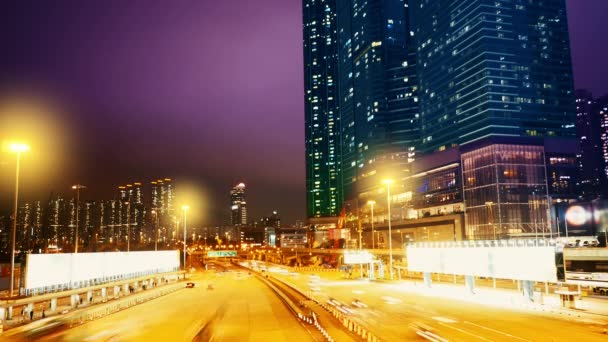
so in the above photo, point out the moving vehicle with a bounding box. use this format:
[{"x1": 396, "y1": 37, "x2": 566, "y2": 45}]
[{"x1": 186, "y1": 282, "x2": 195, "y2": 288}]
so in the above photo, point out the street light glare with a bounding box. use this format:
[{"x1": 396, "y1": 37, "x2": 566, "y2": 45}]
[
  {"x1": 382, "y1": 179, "x2": 394, "y2": 185},
  {"x1": 182, "y1": 205, "x2": 190, "y2": 211},
  {"x1": 8, "y1": 142, "x2": 30, "y2": 153},
  {"x1": 367, "y1": 200, "x2": 376, "y2": 205}
]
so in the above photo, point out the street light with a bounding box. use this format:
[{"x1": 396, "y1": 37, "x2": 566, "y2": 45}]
[
  {"x1": 182, "y1": 205, "x2": 189, "y2": 270},
  {"x1": 8, "y1": 142, "x2": 29, "y2": 297},
  {"x1": 72, "y1": 184, "x2": 86, "y2": 253},
  {"x1": 367, "y1": 200, "x2": 376, "y2": 249},
  {"x1": 382, "y1": 179, "x2": 394, "y2": 280}
]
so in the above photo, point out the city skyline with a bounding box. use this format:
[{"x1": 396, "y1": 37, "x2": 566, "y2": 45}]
[{"x1": 0, "y1": 0, "x2": 607, "y2": 226}]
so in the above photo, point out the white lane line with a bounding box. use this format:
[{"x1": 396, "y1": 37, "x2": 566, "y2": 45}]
[
  {"x1": 464, "y1": 321, "x2": 532, "y2": 342},
  {"x1": 425, "y1": 331, "x2": 450, "y2": 342},
  {"x1": 437, "y1": 322, "x2": 496, "y2": 342},
  {"x1": 417, "y1": 331, "x2": 442, "y2": 342},
  {"x1": 432, "y1": 316, "x2": 458, "y2": 323}
]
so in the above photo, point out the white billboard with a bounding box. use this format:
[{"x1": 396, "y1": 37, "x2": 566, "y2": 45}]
[
  {"x1": 407, "y1": 246, "x2": 557, "y2": 282},
  {"x1": 25, "y1": 251, "x2": 180, "y2": 290},
  {"x1": 343, "y1": 251, "x2": 374, "y2": 264}
]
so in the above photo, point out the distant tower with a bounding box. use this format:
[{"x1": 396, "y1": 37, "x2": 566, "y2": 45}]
[{"x1": 230, "y1": 183, "x2": 247, "y2": 226}]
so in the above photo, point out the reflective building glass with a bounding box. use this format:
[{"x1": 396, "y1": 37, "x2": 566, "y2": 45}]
[{"x1": 411, "y1": 0, "x2": 576, "y2": 153}]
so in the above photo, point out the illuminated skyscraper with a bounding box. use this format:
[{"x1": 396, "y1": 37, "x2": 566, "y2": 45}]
[
  {"x1": 303, "y1": 0, "x2": 342, "y2": 217},
  {"x1": 336, "y1": 0, "x2": 419, "y2": 198},
  {"x1": 411, "y1": 0, "x2": 576, "y2": 153},
  {"x1": 576, "y1": 90, "x2": 608, "y2": 198},
  {"x1": 230, "y1": 183, "x2": 247, "y2": 225}
]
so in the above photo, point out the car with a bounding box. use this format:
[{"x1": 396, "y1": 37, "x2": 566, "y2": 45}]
[{"x1": 186, "y1": 282, "x2": 195, "y2": 288}]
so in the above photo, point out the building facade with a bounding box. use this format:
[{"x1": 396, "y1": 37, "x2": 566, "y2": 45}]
[
  {"x1": 575, "y1": 90, "x2": 608, "y2": 199},
  {"x1": 303, "y1": 0, "x2": 343, "y2": 218},
  {"x1": 336, "y1": 0, "x2": 419, "y2": 199},
  {"x1": 230, "y1": 183, "x2": 247, "y2": 226},
  {"x1": 411, "y1": 0, "x2": 576, "y2": 153}
]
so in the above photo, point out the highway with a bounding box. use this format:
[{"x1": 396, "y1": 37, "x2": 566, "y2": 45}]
[
  {"x1": 54, "y1": 262, "x2": 314, "y2": 342},
  {"x1": 268, "y1": 266, "x2": 608, "y2": 342}
]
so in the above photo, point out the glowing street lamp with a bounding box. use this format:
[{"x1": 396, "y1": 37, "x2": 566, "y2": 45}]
[
  {"x1": 382, "y1": 179, "x2": 394, "y2": 280},
  {"x1": 72, "y1": 184, "x2": 86, "y2": 253},
  {"x1": 367, "y1": 200, "x2": 376, "y2": 249},
  {"x1": 8, "y1": 142, "x2": 29, "y2": 297},
  {"x1": 182, "y1": 205, "x2": 189, "y2": 270}
]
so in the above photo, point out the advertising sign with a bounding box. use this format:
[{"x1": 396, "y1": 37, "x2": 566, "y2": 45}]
[
  {"x1": 343, "y1": 251, "x2": 373, "y2": 264},
  {"x1": 407, "y1": 246, "x2": 557, "y2": 282},
  {"x1": 25, "y1": 250, "x2": 180, "y2": 290}
]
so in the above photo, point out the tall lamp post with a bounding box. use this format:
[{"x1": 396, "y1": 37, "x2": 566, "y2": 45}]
[
  {"x1": 72, "y1": 184, "x2": 86, "y2": 253},
  {"x1": 367, "y1": 200, "x2": 376, "y2": 249},
  {"x1": 9, "y1": 142, "x2": 29, "y2": 298},
  {"x1": 182, "y1": 205, "x2": 189, "y2": 270},
  {"x1": 383, "y1": 179, "x2": 394, "y2": 280}
]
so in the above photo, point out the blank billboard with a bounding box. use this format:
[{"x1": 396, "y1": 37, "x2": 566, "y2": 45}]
[
  {"x1": 25, "y1": 250, "x2": 180, "y2": 290},
  {"x1": 407, "y1": 246, "x2": 557, "y2": 282}
]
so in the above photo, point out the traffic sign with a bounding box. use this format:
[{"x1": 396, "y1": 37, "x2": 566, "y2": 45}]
[{"x1": 207, "y1": 250, "x2": 237, "y2": 258}]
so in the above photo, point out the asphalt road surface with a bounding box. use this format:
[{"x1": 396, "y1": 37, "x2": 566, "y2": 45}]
[
  {"x1": 58, "y1": 263, "x2": 314, "y2": 342},
  {"x1": 270, "y1": 266, "x2": 608, "y2": 342}
]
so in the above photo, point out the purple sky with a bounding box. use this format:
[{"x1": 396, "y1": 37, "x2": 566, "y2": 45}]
[{"x1": 0, "y1": 0, "x2": 606, "y2": 225}]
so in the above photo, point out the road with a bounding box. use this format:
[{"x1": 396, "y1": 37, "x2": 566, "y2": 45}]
[
  {"x1": 268, "y1": 266, "x2": 608, "y2": 342},
  {"x1": 56, "y1": 263, "x2": 314, "y2": 342}
]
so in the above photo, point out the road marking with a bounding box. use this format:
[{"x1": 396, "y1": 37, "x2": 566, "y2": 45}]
[
  {"x1": 432, "y1": 316, "x2": 458, "y2": 323},
  {"x1": 425, "y1": 331, "x2": 450, "y2": 342},
  {"x1": 437, "y1": 322, "x2": 495, "y2": 342},
  {"x1": 417, "y1": 330, "x2": 442, "y2": 342},
  {"x1": 464, "y1": 321, "x2": 532, "y2": 342}
]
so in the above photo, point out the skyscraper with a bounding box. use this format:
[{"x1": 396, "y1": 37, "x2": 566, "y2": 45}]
[
  {"x1": 576, "y1": 90, "x2": 608, "y2": 198},
  {"x1": 601, "y1": 99, "x2": 608, "y2": 187},
  {"x1": 336, "y1": 0, "x2": 419, "y2": 198},
  {"x1": 411, "y1": 0, "x2": 576, "y2": 153},
  {"x1": 304, "y1": 0, "x2": 420, "y2": 218},
  {"x1": 230, "y1": 183, "x2": 247, "y2": 225},
  {"x1": 303, "y1": 0, "x2": 343, "y2": 217}
]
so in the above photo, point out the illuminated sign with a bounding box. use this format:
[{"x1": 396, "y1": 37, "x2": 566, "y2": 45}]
[
  {"x1": 407, "y1": 246, "x2": 557, "y2": 282},
  {"x1": 343, "y1": 251, "x2": 373, "y2": 264},
  {"x1": 25, "y1": 251, "x2": 180, "y2": 290},
  {"x1": 207, "y1": 250, "x2": 237, "y2": 258}
]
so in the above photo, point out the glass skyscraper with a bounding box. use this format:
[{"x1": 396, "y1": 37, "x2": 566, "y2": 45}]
[
  {"x1": 336, "y1": 0, "x2": 419, "y2": 198},
  {"x1": 303, "y1": 0, "x2": 343, "y2": 217},
  {"x1": 411, "y1": 0, "x2": 576, "y2": 153}
]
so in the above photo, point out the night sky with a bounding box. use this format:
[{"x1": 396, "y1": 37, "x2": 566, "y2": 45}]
[{"x1": 0, "y1": 0, "x2": 606, "y2": 225}]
